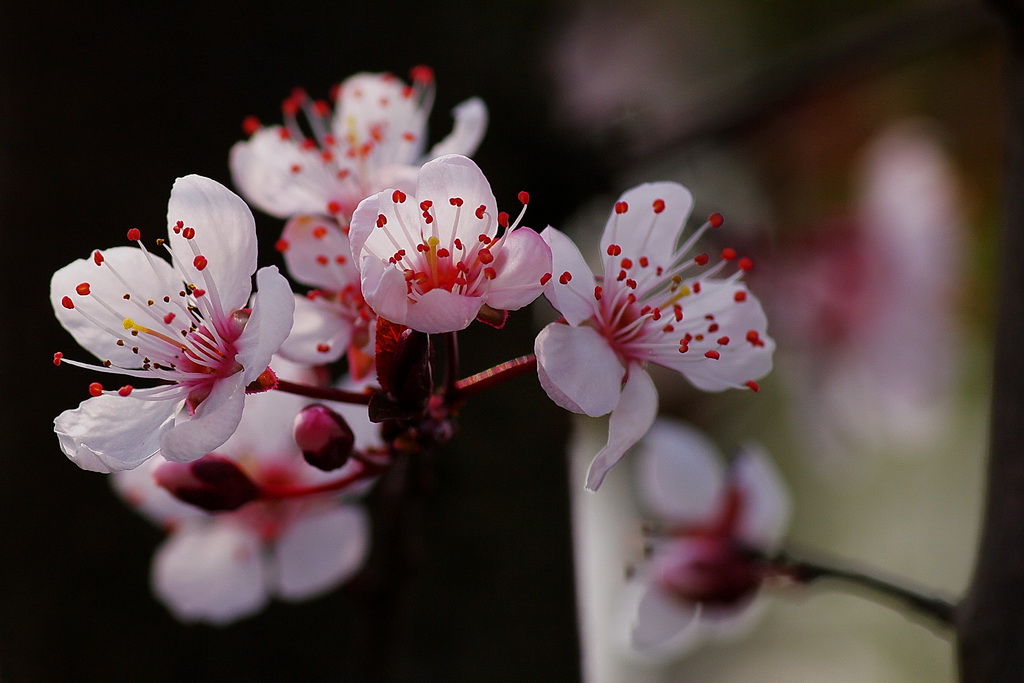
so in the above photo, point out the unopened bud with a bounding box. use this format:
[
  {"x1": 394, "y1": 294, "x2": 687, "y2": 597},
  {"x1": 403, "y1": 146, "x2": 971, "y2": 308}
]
[
  {"x1": 293, "y1": 404, "x2": 356, "y2": 471},
  {"x1": 652, "y1": 537, "x2": 762, "y2": 607},
  {"x1": 154, "y1": 454, "x2": 260, "y2": 511}
]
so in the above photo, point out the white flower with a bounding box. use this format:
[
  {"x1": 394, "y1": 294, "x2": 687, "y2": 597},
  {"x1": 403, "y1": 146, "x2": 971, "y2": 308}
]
[
  {"x1": 51, "y1": 175, "x2": 294, "y2": 473},
  {"x1": 536, "y1": 183, "x2": 774, "y2": 489},
  {"x1": 230, "y1": 68, "x2": 487, "y2": 222},
  {"x1": 628, "y1": 419, "x2": 790, "y2": 659},
  {"x1": 349, "y1": 154, "x2": 552, "y2": 334}
]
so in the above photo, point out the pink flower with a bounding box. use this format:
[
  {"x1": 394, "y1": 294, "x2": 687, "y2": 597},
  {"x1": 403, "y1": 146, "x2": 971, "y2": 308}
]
[
  {"x1": 112, "y1": 370, "x2": 372, "y2": 625},
  {"x1": 349, "y1": 154, "x2": 552, "y2": 333},
  {"x1": 536, "y1": 183, "x2": 774, "y2": 489},
  {"x1": 628, "y1": 419, "x2": 790, "y2": 658},
  {"x1": 230, "y1": 67, "x2": 487, "y2": 222},
  {"x1": 51, "y1": 175, "x2": 295, "y2": 473}
]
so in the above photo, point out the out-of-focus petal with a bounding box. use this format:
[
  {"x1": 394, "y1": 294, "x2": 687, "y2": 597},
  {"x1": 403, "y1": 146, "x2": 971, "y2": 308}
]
[
  {"x1": 484, "y1": 228, "x2": 552, "y2": 311},
  {"x1": 236, "y1": 266, "x2": 296, "y2": 384},
  {"x1": 278, "y1": 294, "x2": 352, "y2": 365},
  {"x1": 636, "y1": 418, "x2": 725, "y2": 523},
  {"x1": 273, "y1": 505, "x2": 370, "y2": 601},
  {"x1": 535, "y1": 323, "x2": 624, "y2": 417},
  {"x1": 629, "y1": 581, "x2": 703, "y2": 658},
  {"x1": 731, "y1": 444, "x2": 791, "y2": 549},
  {"x1": 54, "y1": 394, "x2": 176, "y2": 473},
  {"x1": 586, "y1": 366, "x2": 658, "y2": 491},
  {"x1": 278, "y1": 215, "x2": 356, "y2": 290},
  {"x1": 426, "y1": 98, "x2": 488, "y2": 159}
]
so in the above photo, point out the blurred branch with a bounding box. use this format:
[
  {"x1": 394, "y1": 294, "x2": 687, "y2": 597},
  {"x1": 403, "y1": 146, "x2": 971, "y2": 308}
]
[{"x1": 957, "y1": 3, "x2": 1024, "y2": 681}]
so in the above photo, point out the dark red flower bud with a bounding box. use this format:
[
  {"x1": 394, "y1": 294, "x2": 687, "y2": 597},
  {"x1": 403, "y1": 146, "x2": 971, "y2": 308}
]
[
  {"x1": 154, "y1": 454, "x2": 260, "y2": 511},
  {"x1": 653, "y1": 537, "x2": 763, "y2": 608},
  {"x1": 293, "y1": 404, "x2": 356, "y2": 471}
]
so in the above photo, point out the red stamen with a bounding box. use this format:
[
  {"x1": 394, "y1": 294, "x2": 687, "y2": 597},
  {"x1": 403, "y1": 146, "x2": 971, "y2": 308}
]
[
  {"x1": 518, "y1": 191, "x2": 530, "y2": 204},
  {"x1": 652, "y1": 199, "x2": 666, "y2": 213},
  {"x1": 242, "y1": 116, "x2": 261, "y2": 135},
  {"x1": 193, "y1": 255, "x2": 208, "y2": 271},
  {"x1": 76, "y1": 283, "x2": 91, "y2": 296},
  {"x1": 126, "y1": 228, "x2": 141, "y2": 241},
  {"x1": 53, "y1": 352, "x2": 63, "y2": 366},
  {"x1": 708, "y1": 212, "x2": 724, "y2": 227},
  {"x1": 614, "y1": 201, "x2": 628, "y2": 214},
  {"x1": 89, "y1": 382, "x2": 104, "y2": 396},
  {"x1": 559, "y1": 271, "x2": 572, "y2": 285},
  {"x1": 704, "y1": 350, "x2": 721, "y2": 360},
  {"x1": 61, "y1": 296, "x2": 74, "y2": 309},
  {"x1": 118, "y1": 385, "x2": 134, "y2": 397}
]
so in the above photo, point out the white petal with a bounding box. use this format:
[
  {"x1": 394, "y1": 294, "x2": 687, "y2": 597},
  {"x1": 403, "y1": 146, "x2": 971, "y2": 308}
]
[
  {"x1": 54, "y1": 394, "x2": 176, "y2": 473},
  {"x1": 484, "y1": 228, "x2": 551, "y2": 311},
  {"x1": 279, "y1": 215, "x2": 357, "y2": 290},
  {"x1": 160, "y1": 374, "x2": 246, "y2": 463},
  {"x1": 332, "y1": 73, "x2": 426, "y2": 166},
  {"x1": 236, "y1": 266, "x2": 296, "y2": 384},
  {"x1": 278, "y1": 294, "x2": 352, "y2": 365},
  {"x1": 540, "y1": 227, "x2": 598, "y2": 326},
  {"x1": 535, "y1": 323, "x2": 624, "y2": 417},
  {"x1": 348, "y1": 192, "x2": 382, "y2": 261},
  {"x1": 600, "y1": 182, "x2": 693, "y2": 268},
  {"x1": 217, "y1": 386, "x2": 306, "y2": 464},
  {"x1": 586, "y1": 367, "x2": 658, "y2": 490},
  {"x1": 152, "y1": 521, "x2": 268, "y2": 625},
  {"x1": 628, "y1": 580, "x2": 703, "y2": 659},
  {"x1": 51, "y1": 246, "x2": 177, "y2": 367},
  {"x1": 415, "y1": 154, "x2": 497, "y2": 248},
  {"x1": 359, "y1": 254, "x2": 410, "y2": 324},
  {"x1": 731, "y1": 444, "x2": 791, "y2": 549},
  {"x1": 166, "y1": 175, "x2": 258, "y2": 310},
  {"x1": 425, "y1": 97, "x2": 488, "y2": 159},
  {"x1": 636, "y1": 418, "x2": 725, "y2": 523},
  {"x1": 402, "y1": 288, "x2": 483, "y2": 333},
  {"x1": 273, "y1": 505, "x2": 370, "y2": 601}
]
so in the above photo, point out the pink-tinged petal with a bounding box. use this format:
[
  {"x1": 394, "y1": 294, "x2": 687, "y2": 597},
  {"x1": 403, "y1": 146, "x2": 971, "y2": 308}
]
[
  {"x1": 415, "y1": 154, "x2": 497, "y2": 247},
  {"x1": 229, "y1": 127, "x2": 337, "y2": 219},
  {"x1": 279, "y1": 215, "x2": 357, "y2": 290},
  {"x1": 731, "y1": 444, "x2": 791, "y2": 550},
  {"x1": 636, "y1": 418, "x2": 725, "y2": 523},
  {"x1": 359, "y1": 255, "x2": 410, "y2": 323},
  {"x1": 166, "y1": 175, "x2": 258, "y2": 310},
  {"x1": 348, "y1": 193, "x2": 382, "y2": 264},
  {"x1": 216, "y1": 389, "x2": 307, "y2": 464},
  {"x1": 151, "y1": 521, "x2": 268, "y2": 625},
  {"x1": 629, "y1": 580, "x2": 703, "y2": 658},
  {"x1": 160, "y1": 374, "x2": 246, "y2": 463},
  {"x1": 332, "y1": 73, "x2": 427, "y2": 165},
  {"x1": 54, "y1": 395, "x2": 176, "y2": 473},
  {"x1": 111, "y1": 456, "x2": 205, "y2": 527},
  {"x1": 535, "y1": 323, "x2": 624, "y2": 417},
  {"x1": 484, "y1": 228, "x2": 552, "y2": 311},
  {"x1": 235, "y1": 266, "x2": 296, "y2": 384},
  {"x1": 600, "y1": 182, "x2": 693, "y2": 267},
  {"x1": 425, "y1": 97, "x2": 488, "y2": 159},
  {"x1": 278, "y1": 294, "x2": 353, "y2": 365},
  {"x1": 402, "y1": 288, "x2": 483, "y2": 333},
  {"x1": 370, "y1": 164, "x2": 420, "y2": 197},
  {"x1": 540, "y1": 227, "x2": 598, "y2": 326},
  {"x1": 585, "y1": 366, "x2": 658, "y2": 490},
  {"x1": 273, "y1": 505, "x2": 370, "y2": 601},
  {"x1": 51, "y1": 246, "x2": 177, "y2": 367}
]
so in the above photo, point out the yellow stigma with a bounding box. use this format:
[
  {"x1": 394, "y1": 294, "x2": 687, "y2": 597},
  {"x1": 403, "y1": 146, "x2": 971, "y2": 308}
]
[
  {"x1": 666, "y1": 285, "x2": 692, "y2": 305},
  {"x1": 123, "y1": 317, "x2": 137, "y2": 330}
]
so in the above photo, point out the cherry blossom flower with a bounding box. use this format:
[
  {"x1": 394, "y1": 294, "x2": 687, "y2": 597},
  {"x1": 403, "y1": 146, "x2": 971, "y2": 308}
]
[
  {"x1": 112, "y1": 364, "x2": 374, "y2": 625},
  {"x1": 230, "y1": 67, "x2": 488, "y2": 223},
  {"x1": 51, "y1": 175, "x2": 294, "y2": 473},
  {"x1": 349, "y1": 154, "x2": 552, "y2": 334},
  {"x1": 627, "y1": 419, "x2": 790, "y2": 658},
  {"x1": 536, "y1": 182, "x2": 774, "y2": 489}
]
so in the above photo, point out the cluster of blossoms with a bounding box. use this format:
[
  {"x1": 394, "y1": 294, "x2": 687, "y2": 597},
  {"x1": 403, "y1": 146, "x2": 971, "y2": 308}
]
[{"x1": 50, "y1": 68, "x2": 776, "y2": 626}]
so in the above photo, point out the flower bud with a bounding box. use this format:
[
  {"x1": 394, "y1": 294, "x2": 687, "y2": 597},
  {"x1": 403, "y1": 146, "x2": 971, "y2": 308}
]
[
  {"x1": 154, "y1": 454, "x2": 260, "y2": 511},
  {"x1": 652, "y1": 537, "x2": 762, "y2": 608},
  {"x1": 293, "y1": 404, "x2": 356, "y2": 471}
]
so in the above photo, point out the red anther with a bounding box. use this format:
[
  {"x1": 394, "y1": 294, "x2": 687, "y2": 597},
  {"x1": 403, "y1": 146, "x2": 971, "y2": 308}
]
[
  {"x1": 737, "y1": 256, "x2": 754, "y2": 272},
  {"x1": 313, "y1": 99, "x2": 331, "y2": 116},
  {"x1": 290, "y1": 164, "x2": 302, "y2": 174},
  {"x1": 275, "y1": 239, "x2": 289, "y2": 252},
  {"x1": 193, "y1": 288, "x2": 206, "y2": 298},
  {"x1": 559, "y1": 271, "x2": 573, "y2": 285},
  {"x1": 693, "y1": 282, "x2": 702, "y2": 293},
  {"x1": 316, "y1": 255, "x2": 329, "y2": 266},
  {"x1": 626, "y1": 279, "x2": 637, "y2": 289},
  {"x1": 745, "y1": 380, "x2": 760, "y2": 392},
  {"x1": 746, "y1": 330, "x2": 761, "y2": 343},
  {"x1": 279, "y1": 128, "x2": 291, "y2": 141},
  {"x1": 376, "y1": 213, "x2": 388, "y2": 228},
  {"x1": 478, "y1": 249, "x2": 494, "y2": 264},
  {"x1": 193, "y1": 255, "x2": 208, "y2": 271},
  {"x1": 694, "y1": 253, "x2": 709, "y2": 266},
  {"x1": 323, "y1": 134, "x2": 337, "y2": 146},
  {"x1": 717, "y1": 336, "x2": 730, "y2": 345},
  {"x1": 173, "y1": 220, "x2": 184, "y2": 232},
  {"x1": 336, "y1": 169, "x2": 349, "y2": 180},
  {"x1": 300, "y1": 138, "x2": 317, "y2": 150},
  {"x1": 316, "y1": 343, "x2": 331, "y2": 353},
  {"x1": 182, "y1": 226, "x2": 196, "y2": 240},
  {"x1": 650, "y1": 308, "x2": 662, "y2": 320},
  {"x1": 678, "y1": 344, "x2": 690, "y2": 353},
  {"x1": 164, "y1": 312, "x2": 176, "y2": 324},
  {"x1": 607, "y1": 244, "x2": 622, "y2": 256},
  {"x1": 392, "y1": 189, "x2": 407, "y2": 203},
  {"x1": 437, "y1": 248, "x2": 451, "y2": 258},
  {"x1": 423, "y1": 213, "x2": 434, "y2": 224},
  {"x1": 708, "y1": 212, "x2": 724, "y2": 228},
  {"x1": 734, "y1": 291, "x2": 747, "y2": 302},
  {"x1": 410, "y1": 65, "x2": 434, "y2": 83},
  {"x1": 242, "y1": 115, "x2": 261, "y2": 135},
  {"x1": 663, "y1": 324, "x2": 675, "y2": 333},
  {"x1": 626, "y1": 293, "x2": 637, "y2": 304},
  {"x1": 652, "y1": 199, "x2": 666, "y2": 213},
  {"x1": 449, "y1": 197, "x2": 464, "y2": 207},
  {"x1": 89, "y1": 382, "x2": 104, "y2": 396},
  {"x1": 61, "y1": 296, "x2": 74, "y2": 309},
  {"x1": 683, "y1": 333, "x2": 693, "y2": 342},
  {"x1": 312, "y1": 226, "x2": 328, "y2": 239},
  {"x1": 498, "y1": 211, "x2": 509, "y2": 228},
  {"x1": 321, "y1": 150, "x2": 334, "y2": 162},
  {"x1": 126, "y1": 228, "x2": 141, "y2": 241},
  {"x1": 594, "y1": 285, "x2": 603, "y2": 300},
  {"x1": 708, "y1": 323, "x2": 720, "y2": 333},
  {"x1": 327, "y1": 200, "x2": 342, "y2": 214},
  {"x1": 614, "y1": 201, "x2": 628, "y2": 214},
  {"x1": 478, "y1": 233, "x2": 491, "y2": 243},
  {"x1": 420, "y1": 200, "x2": 433, "y2": 211},
  {"x1": 475, "y1": 204, "x2": 487, "y2": 219},
  {"x1": 518, "y1": 191, "x2": 530, "y2": 205},
  {"x1": 621, "y1": 258, "x2": 633, "y2": 269},
  {"x1": 53, "y1": 352, "x2": 63, "y2": 366},
  {"x1": 705, "y1": 350, "x2": 721, "y2": 360},
  {"x1": 454, "y1": 239, "x2": 464, "y2": 250},
  {"x1": 118, "y1": 385, "x2": 134, "y2": 397},
  {"x1": 484, "y1": 267, "x2": 497, "y2": 279},
  {"x1": 93, "y1": 250, "x2": 104, "y2": 265},
  {"x1": 674, "y1": 305, "x2": 683, "y2": 321},
  {"x1": 639, "y1": 257, "x2": 650, "y2": 268},
  {"x1": 721, "y1": 247, "x2": 737, "y2": 261},
  {"x1": 402, "y1": 131, "x2": 417, "y2": 141},
  {"x1": 540, "y1": 273, "x2": 552, "y2": 285},
  {"x1": 617, "y1": 270, "x2": 627, "y2": 281},
  {"x1": 76, "y1": 282, "x2": 91, "y2": 296},
  {"x1": 416, "y1": 243, "x2": 430, "y2": 252},
  {"x1": 329, "y1": 82, "x2": 342, "y2": 101}
]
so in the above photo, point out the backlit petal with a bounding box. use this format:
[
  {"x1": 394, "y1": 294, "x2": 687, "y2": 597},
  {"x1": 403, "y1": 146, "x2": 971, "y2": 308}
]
[{"x1": 585, "y1": 366, "x2": 658, "y2": 490}]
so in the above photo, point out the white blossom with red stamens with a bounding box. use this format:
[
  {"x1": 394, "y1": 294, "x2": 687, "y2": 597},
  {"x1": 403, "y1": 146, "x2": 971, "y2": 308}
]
[
  {"x1": 536, "y1": 182, "x2": 774, "y2": 490},
  {"x1": 628, "y1": 419, "x2": 790, "y2": 658},
  {"x1": 349, "y1": 154, "x2": 552, "y2": 334},
  {"x1": 230, "y1": 67, "x2": 487, "y2": 223},
  {"x1": 51, "y1": 175, "x2": 295, "y2": 473}
]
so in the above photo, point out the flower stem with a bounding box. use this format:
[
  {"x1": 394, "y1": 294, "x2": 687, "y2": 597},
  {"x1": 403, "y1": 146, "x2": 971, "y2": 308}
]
[
  {"x1": 259, "y1": 454, "x2": 386, "y2": 499},
  {"x1": 443, "y1": 331, "x2": 460, "y2": 401},
  {"x1": 274, "y1": 378, "x2": 373, "y2": 405},
  {"x1": 769, "y1": 549, "x2": 956, "y2": 632},
  {"x1": 452, "y1": 353, "x2": 537, "y2": 399}
]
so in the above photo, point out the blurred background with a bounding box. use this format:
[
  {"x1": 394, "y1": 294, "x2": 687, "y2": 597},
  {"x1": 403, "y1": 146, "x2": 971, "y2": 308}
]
[{"x1": 0, "y1": 0, "x2": 1002, "y2": 680}]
